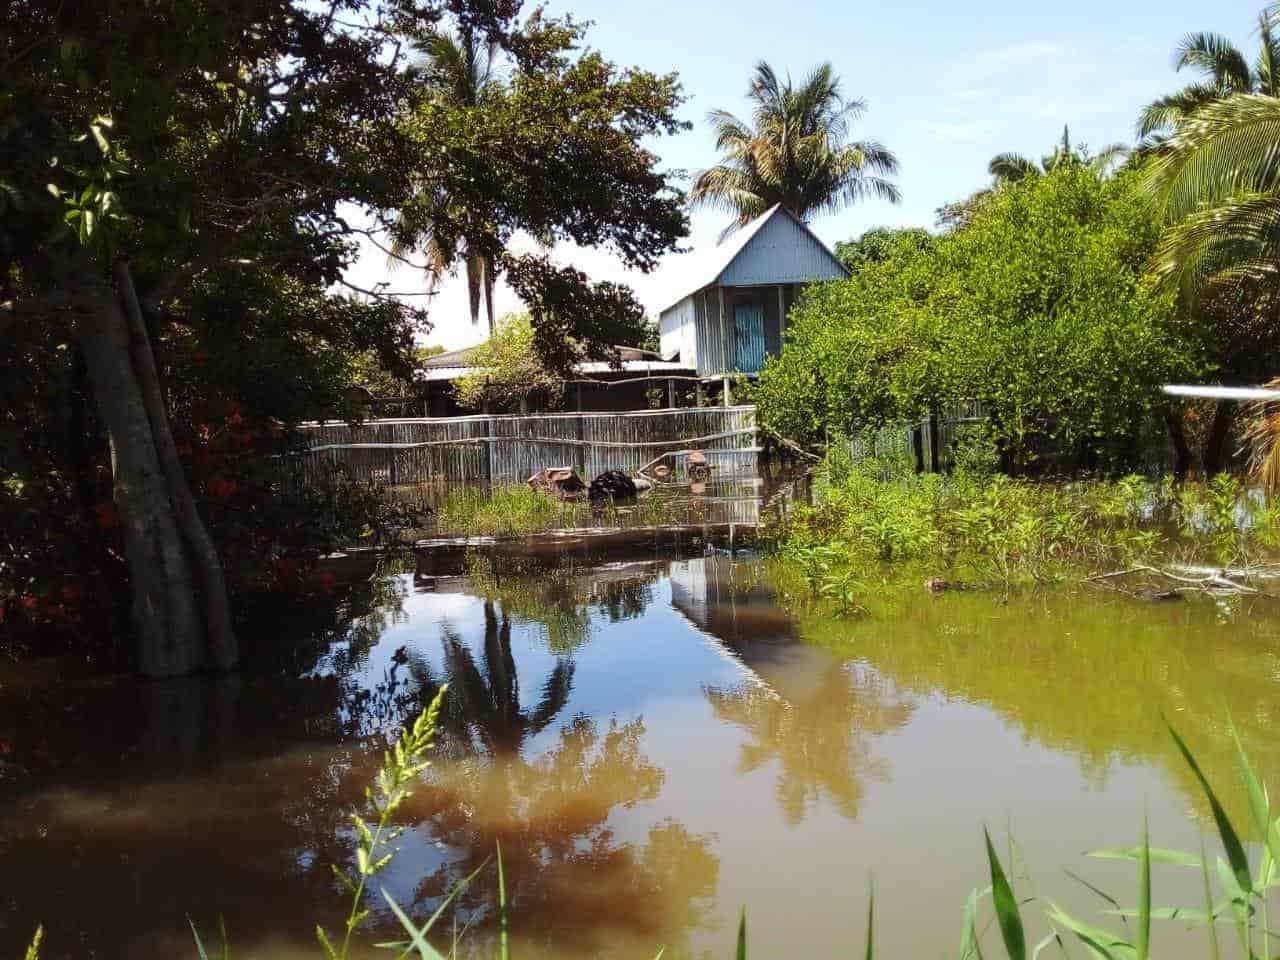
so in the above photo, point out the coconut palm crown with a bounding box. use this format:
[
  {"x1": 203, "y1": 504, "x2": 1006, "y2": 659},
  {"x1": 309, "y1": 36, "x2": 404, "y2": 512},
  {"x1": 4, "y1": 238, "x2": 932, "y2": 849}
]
[
  {"x1": 1138, "y1": 16, "x2": 1280, "y2": 150},
  {"x1": 691, "y1": 61, "x2": 900, "y2": 236},
  {"x1": 391, "y1": 28, "x2": 503, "y2": 332}
]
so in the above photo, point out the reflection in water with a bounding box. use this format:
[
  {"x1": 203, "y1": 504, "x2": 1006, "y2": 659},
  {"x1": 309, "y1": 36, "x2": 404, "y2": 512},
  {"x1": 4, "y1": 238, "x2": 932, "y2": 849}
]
[
  {"x1": 706, "y1": 664, "x2": 914, "y2": 825},
  {"x1": 5, "y1": 537, "x2": 1280, "y2": 960},
  {"x1": 443, "y1": 600, "x2": 575, "y2": 756},
  {"x1": 415, "y1": 717, "x2": 718, "y2": 956}
]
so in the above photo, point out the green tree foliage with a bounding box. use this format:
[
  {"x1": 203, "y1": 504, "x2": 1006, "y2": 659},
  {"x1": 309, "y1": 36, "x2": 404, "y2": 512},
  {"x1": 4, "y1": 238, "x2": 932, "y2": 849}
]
[
  {"x1": 455, "y1": 313, "x2": 564, "y2": 411},
  {"x1": 756, "y1": 167, "x2": 1200, "y2": 470},
  {"x1": 691, "y1": 61, "x2": 899, "y2": 235},
  {"x1": 391, "y1": 12, "x2": 688, "y2": 351},
  {"x1": 834, "y1": 227, "x2": 933, "y2": 273}
]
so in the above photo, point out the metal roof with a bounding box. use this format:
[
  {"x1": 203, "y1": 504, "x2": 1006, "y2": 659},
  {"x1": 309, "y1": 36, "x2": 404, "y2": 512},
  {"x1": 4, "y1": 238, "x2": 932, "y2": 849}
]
[
  {"x1": 415, "y1": 358, "x2": 693, "y2": 383},
  {"x1": 657, "y1": 204, "x2": 849, "y2": 314}
]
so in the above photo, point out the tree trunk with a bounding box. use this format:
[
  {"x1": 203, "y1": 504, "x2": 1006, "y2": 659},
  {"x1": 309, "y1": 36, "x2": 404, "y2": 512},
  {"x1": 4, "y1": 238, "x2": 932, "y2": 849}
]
[
  {"x1": 1202, "y1": 401, "x2": 1236, "y2": 476},
  {"x1": 115, "y1": 261, "x2": 238, "y2": 670},
  {"x1": 1162, "y1": 407, "x2": 1192, "y2": 481},
  {"x1": 75, "y1": 294, "x2": 205, "y2": 677},
  {"x1": 484, "y1": 254, "x2": 497, "y2": 337}
]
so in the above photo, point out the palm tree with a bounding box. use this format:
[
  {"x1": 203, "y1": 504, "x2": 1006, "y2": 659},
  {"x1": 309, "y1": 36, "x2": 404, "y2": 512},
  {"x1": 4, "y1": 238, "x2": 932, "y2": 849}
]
[
  {"x1": 988, "y1": 126, "x2": 1129, "y2": 186},
  {"x1": 391, "y1": 28, "x2": 503, "y2": 332},
  {"x1": 691, "y1": 61, "x2": 899, "y2": 236},
  {"x1": 1138, "y1": 17, "x2": 1280, "y2": 150}
]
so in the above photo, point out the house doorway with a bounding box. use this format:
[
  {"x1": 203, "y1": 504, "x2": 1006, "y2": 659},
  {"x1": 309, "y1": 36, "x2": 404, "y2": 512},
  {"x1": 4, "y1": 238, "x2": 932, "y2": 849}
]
[{"x1": 733, "y1": 303, "x2": 765, "y2": 373}]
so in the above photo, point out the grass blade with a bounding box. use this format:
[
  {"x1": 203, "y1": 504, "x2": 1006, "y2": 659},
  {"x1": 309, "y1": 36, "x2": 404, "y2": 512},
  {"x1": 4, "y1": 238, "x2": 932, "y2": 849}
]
[
  {"x1": 986, "y1": 828, "x2": 1027, "y2": 960},
  {"x1": 960, "y1": 887, "x2": 986, "y2": 960},
  {"x1": 375, "y1": 858, "x2": 490, "y2": 957},
  {"x1": 1168, "y1": 722, "x2": 1253, "y2": 894},
  {"x1": 382, "y1": 891, "x2": 448, "y2": 960},
  {"x1": 1088, "y1": 847, "x2": 1201, "y2": 868},
  {"x1": 1064, "y1": 871, "x2": 1129, "y2": 934},
  {"x1": 736, "y1": 908, "x2": 748, "y2": 960},
  {"x1": 864, "y1": 880, "x2": 874, "y2": 960},
  {"x1": 1201, "y1": 837, "x2": 1221, "y2": 960},
  {"x1": 497, "y1": 841, "x2": 509, "y2": 960},
  {"x1": 1136, "y1": 819, "x2": 1150, "y2": 960},
  {"x1": 1230, "y1": 723, "x2": 1279, "y2": 865},
  {"x1": 23, "y1": 927, "x2": 43, "y2": 960}
]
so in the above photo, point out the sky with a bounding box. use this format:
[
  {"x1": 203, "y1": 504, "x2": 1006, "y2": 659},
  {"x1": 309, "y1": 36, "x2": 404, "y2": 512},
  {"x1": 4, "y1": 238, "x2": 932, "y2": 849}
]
[{"x1": 344, "y1": 0, "x2": 1263, "y2": 351}]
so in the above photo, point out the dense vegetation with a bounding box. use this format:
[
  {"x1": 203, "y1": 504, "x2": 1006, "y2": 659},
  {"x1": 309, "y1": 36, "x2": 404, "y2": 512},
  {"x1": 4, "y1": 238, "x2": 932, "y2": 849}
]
[
  {"x1": 755, "y1": 166, "x2": 1197, "y2": 472},
  {"x1": 1, "y1": 0, "x2": 690, "y2": 673}
]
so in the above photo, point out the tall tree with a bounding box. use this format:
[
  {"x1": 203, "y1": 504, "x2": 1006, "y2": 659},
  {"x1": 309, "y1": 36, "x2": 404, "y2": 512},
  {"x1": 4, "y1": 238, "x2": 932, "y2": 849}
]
[
  {"x1": 1, "y1": 0, "x2": 438, "y2": 674},
  {"x1": 1137, "y1": 16, "x2": 1280, "y2": 149},
  {"x1": 988, "y1": 126, "x2": 1128, "y2": 186},
  {"x1": 390, "y1": 13, "x2": 688, "y2": 363},
  {"x1": 393, "y1": 27, "x2": 504, "y2": 333},
  {"x1": 691, "y1": 61, "x2": 899, "y2": 235}
]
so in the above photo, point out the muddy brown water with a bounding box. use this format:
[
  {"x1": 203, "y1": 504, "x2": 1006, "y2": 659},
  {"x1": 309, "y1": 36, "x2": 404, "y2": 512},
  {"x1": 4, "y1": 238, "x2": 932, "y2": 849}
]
[{"x1": 2, "y1": 531, "x2": 1280, "y2": 959}]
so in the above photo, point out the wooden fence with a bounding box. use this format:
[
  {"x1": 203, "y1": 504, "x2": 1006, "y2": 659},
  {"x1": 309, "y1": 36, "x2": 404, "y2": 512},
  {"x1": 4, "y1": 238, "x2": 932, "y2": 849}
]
[
  {"x1": 294, "y1": 406, "x2": 760, "y2": 486},
  {"x1": 845, "y1": 402, "x2": 987, "y2": 473}
]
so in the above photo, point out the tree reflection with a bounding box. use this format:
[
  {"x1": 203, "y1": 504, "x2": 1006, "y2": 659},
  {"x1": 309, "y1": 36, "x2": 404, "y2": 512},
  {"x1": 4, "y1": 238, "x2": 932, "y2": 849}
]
[
  {"x1": 443, "y1": 600, "x2": 575, "y2": 756},
  {"x1": 705, "y1": 663, "x2": 914, "y2": 825},
  {"x1": 408, "y1": 716, "x2": 719, "y2": 957}
]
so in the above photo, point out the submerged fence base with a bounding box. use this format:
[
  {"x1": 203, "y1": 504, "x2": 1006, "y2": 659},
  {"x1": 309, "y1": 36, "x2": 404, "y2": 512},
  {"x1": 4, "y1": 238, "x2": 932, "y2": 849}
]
[{"x1": 296, "y1": 406, "x2": 760, "y2": 486}]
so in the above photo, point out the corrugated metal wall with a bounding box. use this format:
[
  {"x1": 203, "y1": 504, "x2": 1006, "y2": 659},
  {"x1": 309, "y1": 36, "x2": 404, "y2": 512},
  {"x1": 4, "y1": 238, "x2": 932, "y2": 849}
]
[
  {"x1": 717, "y1": 212, "x2": 848, "y2": 287},
  {"x1": 294, "y1": 406, "x2": 760, "y2": 485}
]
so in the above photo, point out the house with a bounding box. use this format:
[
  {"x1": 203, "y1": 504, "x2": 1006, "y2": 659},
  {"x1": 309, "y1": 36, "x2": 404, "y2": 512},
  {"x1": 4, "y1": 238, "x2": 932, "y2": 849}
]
[
  {"x1": 410, "y1": 343, "x2": 696, "y2": 416},
  {"x1": 658, "y1": 204, "x2": 849, "y2": 377}
]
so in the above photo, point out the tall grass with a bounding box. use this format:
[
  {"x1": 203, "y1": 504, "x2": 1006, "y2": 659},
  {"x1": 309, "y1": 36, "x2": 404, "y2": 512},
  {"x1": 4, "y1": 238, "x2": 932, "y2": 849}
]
[{"x1": 772, "y1": 449, "x2": 1280, "y2": 605}]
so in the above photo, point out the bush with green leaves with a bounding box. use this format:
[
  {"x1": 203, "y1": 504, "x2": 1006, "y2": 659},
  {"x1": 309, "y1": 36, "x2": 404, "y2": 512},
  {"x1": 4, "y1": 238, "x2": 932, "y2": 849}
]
[{"x1": 756, "y1": 166, "x2": 1205, "y2": 472}]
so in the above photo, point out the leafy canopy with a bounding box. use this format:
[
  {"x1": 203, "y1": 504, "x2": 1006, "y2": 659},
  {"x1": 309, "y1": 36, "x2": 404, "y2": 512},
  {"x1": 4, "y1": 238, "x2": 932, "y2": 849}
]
[{"x1": 756, "y1": 166, "x2": 1202, "y2": 469}]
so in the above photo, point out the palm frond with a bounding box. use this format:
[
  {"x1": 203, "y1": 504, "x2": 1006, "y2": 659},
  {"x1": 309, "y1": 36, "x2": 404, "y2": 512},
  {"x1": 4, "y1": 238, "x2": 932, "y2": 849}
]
[
  {"x1": 1144, "y1": 93, "x2": 1280, "y2": 220},
  {"x1": 989, "y1": 152, "x2": 1039, "y2": 184},
  {"x1": 1148, "y1": 191, "x2": 1280, "y2": 296},
  {"x1": 1174, "y1": 31, "x2": 1252, "y2": 90},
  {"x1": 1138, "y1": 83, "x2": 1226, "y2": 138}
]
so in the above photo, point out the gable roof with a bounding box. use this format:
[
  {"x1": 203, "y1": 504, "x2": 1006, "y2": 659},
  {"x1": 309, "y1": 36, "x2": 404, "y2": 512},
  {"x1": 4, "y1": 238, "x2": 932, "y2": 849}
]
[{"x1": 658, "y1": 204, "x2": 849, "y2": 314}]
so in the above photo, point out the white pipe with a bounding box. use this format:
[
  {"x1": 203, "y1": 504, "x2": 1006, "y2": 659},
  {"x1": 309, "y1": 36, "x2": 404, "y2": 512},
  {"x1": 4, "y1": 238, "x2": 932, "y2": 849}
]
[{"x1": 1162, "y1": 384, "x2": 1280, "y2": 401}]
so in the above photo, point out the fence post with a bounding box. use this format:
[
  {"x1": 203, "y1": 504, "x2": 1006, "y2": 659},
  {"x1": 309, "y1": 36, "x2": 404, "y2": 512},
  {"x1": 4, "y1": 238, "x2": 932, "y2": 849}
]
[
  {"x1": 575, "y1": 412, "x2": 586, "y2": 476},
  {"x1": 928, "y1": 410, "x2": 941, "y2": 473},
  {"x1": 483, "y1": 416, "x2": 493, "y2": 488}
]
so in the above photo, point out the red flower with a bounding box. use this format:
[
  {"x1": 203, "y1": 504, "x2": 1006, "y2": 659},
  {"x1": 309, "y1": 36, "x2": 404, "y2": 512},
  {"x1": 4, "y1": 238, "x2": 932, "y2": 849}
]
[
  {"x1": 94, "y1": 500, "x2": 119, "y2": 529},
  {"x1": 207, "y1": 476, "x2": 238, "y2": 499},
  {"x1": 226, "y1": 404, "x2": 245, "y2": 428},
  {"x1": 18, "y1": 594, "x2": 38, "y2": 612},
  {"x1": 317, "y1": 571, "x2": 337, "y2": 594}
]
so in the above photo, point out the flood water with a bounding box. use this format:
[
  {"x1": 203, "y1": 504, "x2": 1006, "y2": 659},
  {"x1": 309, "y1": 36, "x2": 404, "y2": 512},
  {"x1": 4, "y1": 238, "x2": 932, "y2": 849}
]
[{"x1": 3, "y1": 534, "x2": 1280, "y2": 959}]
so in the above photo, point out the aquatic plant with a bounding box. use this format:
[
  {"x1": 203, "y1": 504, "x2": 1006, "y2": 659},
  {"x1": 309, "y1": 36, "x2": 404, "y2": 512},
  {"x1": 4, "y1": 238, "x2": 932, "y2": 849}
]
[{"x1": 774, "y1": 449, "x2": 1280, "y2": 598}]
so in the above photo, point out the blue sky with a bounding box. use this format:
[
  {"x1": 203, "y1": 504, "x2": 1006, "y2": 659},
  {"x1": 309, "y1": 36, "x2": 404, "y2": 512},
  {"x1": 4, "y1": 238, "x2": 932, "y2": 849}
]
[{"x1": 346, "y1": 0, "x2": 1263, "y2": 349}]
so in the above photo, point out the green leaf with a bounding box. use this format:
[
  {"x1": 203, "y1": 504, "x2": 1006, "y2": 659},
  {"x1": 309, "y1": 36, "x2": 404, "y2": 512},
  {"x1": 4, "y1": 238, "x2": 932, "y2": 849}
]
[
  {"x1": 1168, "y1": 722, "x2": 1253, "y2": 894},
  {"x1": 498, "y1": 840, "x2": 509, "y2": 960},
  {"x1": 864, "y1": 881, "x2": 874, "y2": 960},
  {"x1": 1135, "y1": 820, "x2": 1150, "y2": 960},
  {"x1": 382, "y1": 891, "x2": 448, "y2": 960},
  {"x1": 960, "y1": 887, "x2": 985, "y2": 960},
  {"x1": 736, "y1": 908, "x2": 747, "y2": 960},
  {"x1": 1088, "y1": 847, "x2": 1201, "y2": 868},
  {"x1": 1046, "y1": 904, "x2": 1136, "y2": 960},
  {"x1": 985, "y1": 828, "x2": 1027, "y2": 960},
  {"x1": 316, "y1": 925, "x2": 340, "y2": 960},
  {"x1": 1230, "y1": 723, "x2": 1278, "y2": 864}
]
